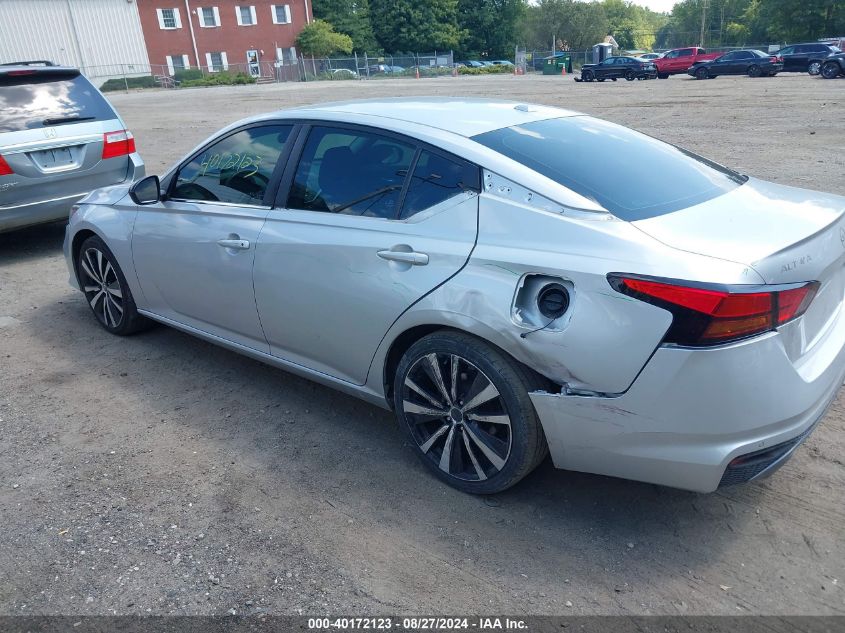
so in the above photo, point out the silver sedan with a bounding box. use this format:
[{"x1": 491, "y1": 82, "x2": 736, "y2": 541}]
[{"x1": 64, "y1": 98, "x2": 845, "y2": 494}]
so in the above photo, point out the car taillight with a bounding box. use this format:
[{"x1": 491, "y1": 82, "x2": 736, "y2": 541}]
[
  {"x1": 0, "y1": 154, "x2": 13, "y2": 176},
  {"x1": 608, "y1": 274, "x2": 819, "y2": 346},
  {"x1": 102, "y1": 130, "x2": 136, "y2": 160}
]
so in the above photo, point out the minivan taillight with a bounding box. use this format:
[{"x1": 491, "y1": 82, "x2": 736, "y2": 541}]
[
  {"x1": 0, "y1": 154, "x2": 13, "y2": 176},
  {"x1": 608, "y1": 275, "x2": 819, "y2": 346},
  {"x1": 102, "y1": 130, "x2": 136, "y2": 160}
]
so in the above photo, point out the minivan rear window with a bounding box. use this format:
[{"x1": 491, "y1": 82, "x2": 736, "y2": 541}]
[
  {"x1": 472, "y1": 117, "x2": 747, "y2": 220},
  {"x1": 0, "y1": 72, "x2": 116, "y2": 133}
]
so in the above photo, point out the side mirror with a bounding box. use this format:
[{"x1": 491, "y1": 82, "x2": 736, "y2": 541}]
[{"x1": 129, "y1": 175, "x2": 161, "y2": 205}]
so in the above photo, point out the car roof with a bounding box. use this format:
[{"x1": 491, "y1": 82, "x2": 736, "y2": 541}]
[{"x1": 270, "y1": 97, "x2": 580, "y2": 138}]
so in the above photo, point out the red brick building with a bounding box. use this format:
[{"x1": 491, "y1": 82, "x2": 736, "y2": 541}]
[{"x1": 137, "y1": 0, "x2": 312, "y2": 77}]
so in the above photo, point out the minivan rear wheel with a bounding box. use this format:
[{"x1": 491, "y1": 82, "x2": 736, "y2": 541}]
[{"x1": 394, "y1": 331, "x2": 548, "y2": 494}]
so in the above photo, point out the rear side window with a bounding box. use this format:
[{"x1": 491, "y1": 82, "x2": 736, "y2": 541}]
[
  {"x1": 0, "y1": 72, "x2": 116, "y2": 132},
  {"x1": 400, "y1": 150, "x2": 479, "y2": 219},
  {"x1": 472, "y1": 117, "x2": 747, "y2": 220},
  {"x1": 172, "y1": 124, "x2": 292, "y2": 205},
  {"x1": 287, "y1": 126, "x2": 415, "y2": 218}
]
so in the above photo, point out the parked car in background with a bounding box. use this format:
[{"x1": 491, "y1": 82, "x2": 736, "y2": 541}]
[
  {"x1": 580, "y1": 56, "x2": 658, "y2": 81},
  {"x1": 458, "y1": 61, "x2": 485, "y2": 68},
  {"x1": 773, "y1": 42, "x2": 841, "y2": 75},
  {"x1": 820, "y1": 52, "x2": 845, "y2": 78},
  {"x1": 0, "y1": 62, "x2": 143, "y2": 233},
  {"x1": 652, "y1": 47, "x2": 721, "y2": 78},
  {"x1": 367, "y1": 64, "x2": 404, "y2": 75},
  {"x1": 65, "y1": 97, "x2": 845, "y2": 495},
  {"x1": 490, "y1": 60, "x2": 514, "y2": 66},
  {"x1": 689, "y1": 49, "x2": 783, "y2": 78},
  {"x1": 639, "y1": 53, "x2": 661, "y2": 60}
]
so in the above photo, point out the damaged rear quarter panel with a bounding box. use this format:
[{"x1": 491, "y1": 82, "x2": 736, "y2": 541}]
[{"x1": 369, "y1": 192, "x2": 765, "y2": 396}]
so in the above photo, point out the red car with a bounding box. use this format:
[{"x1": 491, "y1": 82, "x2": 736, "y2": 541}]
[{"x1": 653, "y1": 47, "x2": 721, "y2": 78}]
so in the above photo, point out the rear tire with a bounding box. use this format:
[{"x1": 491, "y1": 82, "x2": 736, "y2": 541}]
[
  {"x1": 625, "y1": 70, "x2": 635, "y2": 81},
  {"x1": 581, "y1": 69, "x2": 594, "y2": 82},
  {"x1": 393, "y1": 331, "x2": 549, "y2": 495},
  {"x1": 747, "y1": 64, "x2": 762, "y2": 77},
  {"x1": 77, "y1": 235, "x2": 151, "y2": 336},
  {"x1": 657, "y1": 72, "x2": 669, "y2": 79},
  {"x1": 808, "y1": 61, "x2": 822, "y2": 75}
]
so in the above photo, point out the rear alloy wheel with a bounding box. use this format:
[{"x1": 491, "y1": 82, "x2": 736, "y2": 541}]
[
  {"x1": 625, "y1": 70, "x2": 635, "y2": 81},
  {"x1": 808, "y1": 61, "x2": 822, "y2": 75},
  {"x1": 747, "y1": 64, "x2": 762, "y2": 77},
  {"x1": 821, "y1": 62, "x2": 841, "y2": 79},
  {"x1": 695, "y1": 67, "x2": 709, "y2": 80},
  {"x1": 77, "y1": 235, "x2": 150, "y2": 335},
  {"x1": 394, "y1": 331, "x2": 548, "y2": 494}
]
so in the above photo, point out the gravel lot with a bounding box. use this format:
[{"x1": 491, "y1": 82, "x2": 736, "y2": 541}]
[{"x1": 1, "y1": 73, "x2": 844, "y2": 617}]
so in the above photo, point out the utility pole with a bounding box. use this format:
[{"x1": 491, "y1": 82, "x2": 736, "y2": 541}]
[{"x1": 699, "y1": 0, "x2": 708, "y2": 49}]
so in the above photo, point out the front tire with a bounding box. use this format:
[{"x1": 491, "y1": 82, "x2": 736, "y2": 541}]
[
  {"x1": 394, "y1": 331, "x2": 548, "y2": 494},
  {"x1": 821, "y1": 62, "x2": 842, "y2": 79},
  {"x1": 77, "y1": 235, "x2": 150, "y2": 335},
  {"x1": 695, "y1": 67, "x2": 709, "y2": 80}
]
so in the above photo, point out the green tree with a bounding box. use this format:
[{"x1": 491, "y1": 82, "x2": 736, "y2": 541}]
[
  {"x1": 369, "y1": 0, "x2": 463, "y2": 52},
  {"x1": 522, "y1": 0, "x2": 610, "y2": 51},
  {"x1": 457, "y1": 0, "x2": 526, "y2": 58},
  {"x1": 295, "y1": 19, "x2": 354, "y2": 56},
  {"x1": 312, "y1": 0, "x2": 378, "y2": 52}
]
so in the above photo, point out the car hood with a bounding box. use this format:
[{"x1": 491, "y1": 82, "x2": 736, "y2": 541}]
[{"x1": 632, "y1": 177, "x2": 845, "y2": 281}]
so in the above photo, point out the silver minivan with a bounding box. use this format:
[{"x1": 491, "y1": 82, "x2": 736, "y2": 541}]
[{"x1": 0, "y1": 62, "x2": 143, "y2": 233}]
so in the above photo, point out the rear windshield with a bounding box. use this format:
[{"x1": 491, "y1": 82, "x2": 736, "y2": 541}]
[
  {"x1": 472, "y1": 117, "x2": 747, "y2": 220},
  {"x1": 0, "y1": 72, "x2": 116, "y2": 133}
]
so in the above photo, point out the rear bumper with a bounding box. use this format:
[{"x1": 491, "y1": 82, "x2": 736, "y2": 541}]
[
  {"x1": 530, "y1": 309, "x2": 845, "y2": 492},
  {"x1": 0, "y1": 153, "x2": 142, "y2": 233}
]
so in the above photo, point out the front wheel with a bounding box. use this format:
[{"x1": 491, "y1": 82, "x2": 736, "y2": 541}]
[
  {"x1": 821, "y1": 62, "x2": 841, "y2": 79},
  {"x1": 77, "y1": 235, "x2": 150, "y2": 335},
  {"x1": 747, "y1": 64, "x2": 762, "y2": 78},
  {"x1": 808, "y1": 61, "x2": 822, "y2": 75},
  {"x1": 695, "y1": 67, "x2": 709, "y2": 80},
  {"x1": 394, "y1": 331, "x2": 548, "y2": 494}
]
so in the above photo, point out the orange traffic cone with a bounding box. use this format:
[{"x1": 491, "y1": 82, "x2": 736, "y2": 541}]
[
  {"x1": 415, "y1": 66, "x2": 420, "y2": 79},
  {"x1": 561, "y1": 64, "x2": 567, "y2": 76}
]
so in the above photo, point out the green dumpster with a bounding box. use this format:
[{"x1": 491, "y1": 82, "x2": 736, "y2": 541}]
[{"x1": 542, "y1": 54, "x2": 572, "y2": 75}]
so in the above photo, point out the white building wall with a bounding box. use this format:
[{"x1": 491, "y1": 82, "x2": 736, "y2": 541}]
[{"x1": 0, "y1": 0, "x2": 150, "y2": 82}]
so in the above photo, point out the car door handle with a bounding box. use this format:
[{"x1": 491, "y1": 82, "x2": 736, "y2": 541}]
[
  {"x1": 217, "y1": 238, "x2": 250, "y2": 250},
  {"x1": 377, "y1": 249, "x2": 429, "y2": 266}
]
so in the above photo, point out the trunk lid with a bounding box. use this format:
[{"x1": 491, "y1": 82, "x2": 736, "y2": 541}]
[{"x1": 634, "y1": 177, "x2": 845, "y2": 362}]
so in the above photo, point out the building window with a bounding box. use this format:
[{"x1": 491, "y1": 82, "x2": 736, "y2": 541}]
[
  {"x1": 271, "y1": 4, "x2": 291, "y2": 24},
  {"x1": 166, "y1": 54, "x2": 190, "y2": 75},
  {"x1": 199, "y1": 6, "x2": 220, "y2": 27},
  {"x1": 156, "y1": 7, "x2": 182, "y2": 29},
  {"x1": 206, "y1": 51, "x2": 228, "y2": 72},
  {"x1": 236, "y1": 5, "x2": 257, "y2": 26}
]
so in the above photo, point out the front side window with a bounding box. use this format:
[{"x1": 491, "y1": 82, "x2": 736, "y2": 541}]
[
  {"x1": 678, "y1": 49, "x2": 693, "y2": 57},
  {"x1": 400, "y1": 151, "x2": 479, "y2": 220},
  {"x1": 172, "y1": 125, "x2": 292, "y2": 205},
  {"x1": 472, "y1": 117, "x2": 747, "y2": 221},
  {"x1": 719, "y1": 52, "x2": 736, "y2": 61},
  {"x1": 664, "y1": 50, "x2": 679, "y2": 59},
  {"x1": 287, "y1": 127, "x2": 414, "y2": 218}
]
